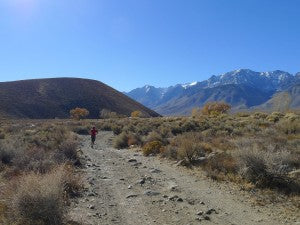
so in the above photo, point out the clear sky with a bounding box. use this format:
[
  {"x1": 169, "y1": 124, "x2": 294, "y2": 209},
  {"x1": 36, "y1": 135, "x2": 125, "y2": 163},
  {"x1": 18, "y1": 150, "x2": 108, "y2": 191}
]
[{"x1": 0, "y1": 0, "x2": 299, "y2": 91}]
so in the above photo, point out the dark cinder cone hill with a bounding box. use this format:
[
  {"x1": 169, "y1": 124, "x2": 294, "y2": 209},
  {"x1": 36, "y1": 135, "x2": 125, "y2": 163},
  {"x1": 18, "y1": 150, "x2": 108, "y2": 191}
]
[{"x1": 0, "y1": 78, "x2": 160, "y2": 119}]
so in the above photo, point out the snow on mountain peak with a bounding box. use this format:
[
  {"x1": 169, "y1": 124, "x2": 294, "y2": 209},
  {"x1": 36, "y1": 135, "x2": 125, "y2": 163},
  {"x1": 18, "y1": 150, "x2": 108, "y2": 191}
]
[{"x1": 181, "y1": 81, "x2": 198, "y2": 89}]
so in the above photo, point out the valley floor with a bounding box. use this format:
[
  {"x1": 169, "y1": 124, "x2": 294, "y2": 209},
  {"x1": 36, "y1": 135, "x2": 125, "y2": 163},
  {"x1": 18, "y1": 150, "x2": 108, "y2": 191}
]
[{"x1": 69, "y1": 132, "x2": 299, "y2": 225}]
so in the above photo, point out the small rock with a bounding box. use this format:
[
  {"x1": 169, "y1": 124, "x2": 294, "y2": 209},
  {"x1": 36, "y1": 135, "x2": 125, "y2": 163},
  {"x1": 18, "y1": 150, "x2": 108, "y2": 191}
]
[
  {"x1": 88, "y1": 205, "x2": 95, "y2": 209},
  {"x1": 200, "y1": 201, "x2": 205, "y2": 205},
  {"x1": 168, "y1": 195, "x2": 179, "y2": 201},
  {"x1": 196, "y1": 211, "x2": 204, "y2": 216},
  {"x1": 176, "y1": 198, "x2": 183, "y2": 202},
  {"x1": 128, "y1": 185, "x2": 132, "y2": 189},
  {"x1": 138, "y1": 178, "x2": 146, "y2": 185},
  {"x1": 126, "y1": 194, "x2": 138, "y2": 198},
  {"x1": 150, "y1": 168, "x2": 161, "y2": 173},
  {"x1": 163, "y1": 195, "x2": 168, "y2": 198},
  {"x1": 206, "y1": 208, "x2": 217, "y2": 215},
  {"x1": 128, "y1": 158, "x2": 137, "y2": 163},
  {"x1": 204, "y1": 215, "x2": 210, "y2": 220},
  {"x1": 144, "y1": 190, "x2": 160, "y2": 196}
]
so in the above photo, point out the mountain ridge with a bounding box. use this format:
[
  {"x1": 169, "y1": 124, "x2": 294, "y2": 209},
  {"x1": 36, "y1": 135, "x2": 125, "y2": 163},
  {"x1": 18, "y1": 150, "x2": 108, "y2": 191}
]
[{"x1": 126, "y1": 69, "x2": 300, "y2": 115}]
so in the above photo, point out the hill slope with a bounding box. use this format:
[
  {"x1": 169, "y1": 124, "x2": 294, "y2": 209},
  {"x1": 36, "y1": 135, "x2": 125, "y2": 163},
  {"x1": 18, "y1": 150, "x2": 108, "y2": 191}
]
[{"x1": 0, "y1": 78, "x2": 160, "y2": 119}]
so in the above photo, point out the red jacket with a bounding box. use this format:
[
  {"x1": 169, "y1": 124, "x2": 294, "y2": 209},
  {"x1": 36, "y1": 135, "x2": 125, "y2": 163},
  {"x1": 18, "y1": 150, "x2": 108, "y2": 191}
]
[{"x1": 90, "y1": 129, "x2": 98, "y2": 136}]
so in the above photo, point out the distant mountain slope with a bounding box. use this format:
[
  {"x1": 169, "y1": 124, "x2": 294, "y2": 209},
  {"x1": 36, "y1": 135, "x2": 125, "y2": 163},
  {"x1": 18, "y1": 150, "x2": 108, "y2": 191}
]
[
  {"x1": 126, "y1": 69, "x2": 299, "y2": 115},
  {"x1": 0, "y1": 78, "x2": 160, "y2": 119},
  {"x1": 154, "y1": 84, "x2": 273, "y2": 115},
  {"x1": 253, "y1": 83, "x2": 300, "y2": 112}
]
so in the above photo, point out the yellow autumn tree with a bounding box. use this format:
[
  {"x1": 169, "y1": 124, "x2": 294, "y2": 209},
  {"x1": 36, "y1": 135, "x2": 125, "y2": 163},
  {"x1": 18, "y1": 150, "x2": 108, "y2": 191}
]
[
  {"x1": 201, "y1": 102, "x2": 231, "y2": 116},
  {"x1": 131, "y1": 110, "x2": 143, "y2": 118},
  {"x1": 70, "y1": 107, "x2": 89, "y2": 120}
]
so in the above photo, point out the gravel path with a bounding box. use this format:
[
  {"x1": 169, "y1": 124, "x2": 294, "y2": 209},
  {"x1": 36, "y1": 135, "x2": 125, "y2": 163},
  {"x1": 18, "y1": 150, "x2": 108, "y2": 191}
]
[{"x1": 69, "y1": 132, "x2": 299, "y2": 225}]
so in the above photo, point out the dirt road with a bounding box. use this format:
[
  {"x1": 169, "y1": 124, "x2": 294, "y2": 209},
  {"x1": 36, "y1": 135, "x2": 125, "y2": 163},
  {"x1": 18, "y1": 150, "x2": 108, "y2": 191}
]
[{"x1": 69, "y1": 132, "x2": 299, "y2": 225}]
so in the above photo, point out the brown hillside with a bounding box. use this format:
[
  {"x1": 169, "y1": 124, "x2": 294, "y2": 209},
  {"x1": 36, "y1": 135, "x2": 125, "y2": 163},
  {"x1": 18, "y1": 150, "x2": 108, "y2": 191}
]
[{"x1": 0, "y1": 78, "x2": 160, "y2": 119}]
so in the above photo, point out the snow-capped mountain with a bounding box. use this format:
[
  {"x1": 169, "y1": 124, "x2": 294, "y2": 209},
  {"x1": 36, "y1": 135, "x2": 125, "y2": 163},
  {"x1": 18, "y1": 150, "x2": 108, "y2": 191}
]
[
  {"x1": 204, "y1": 69, "x2": 295, "y2": 91},
  {"x1": 126, "y1": 69, "x2": 299, "y2": 115}
]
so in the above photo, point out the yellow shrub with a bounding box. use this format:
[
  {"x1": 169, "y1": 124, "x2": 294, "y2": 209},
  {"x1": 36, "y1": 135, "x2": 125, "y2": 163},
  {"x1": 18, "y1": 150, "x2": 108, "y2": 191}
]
[{"x1": 142, "y1": 141, "x2": 162, "y2": 156}]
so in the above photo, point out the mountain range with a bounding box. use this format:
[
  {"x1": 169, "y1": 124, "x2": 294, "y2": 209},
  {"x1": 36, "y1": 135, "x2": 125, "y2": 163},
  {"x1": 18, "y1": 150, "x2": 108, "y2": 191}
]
[
  {"x1": 126, "y1": 69, "x2": 300, "y2": 115},
  {"x1": 0, "y1": 78, "x2": 160, "y2": 119}
]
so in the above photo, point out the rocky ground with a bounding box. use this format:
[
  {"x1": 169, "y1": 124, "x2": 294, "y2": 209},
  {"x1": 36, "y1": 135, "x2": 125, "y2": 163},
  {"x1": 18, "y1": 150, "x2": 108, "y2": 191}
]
[{"x1": 68, "y1": 132, "x2": 299, "y2": 225}]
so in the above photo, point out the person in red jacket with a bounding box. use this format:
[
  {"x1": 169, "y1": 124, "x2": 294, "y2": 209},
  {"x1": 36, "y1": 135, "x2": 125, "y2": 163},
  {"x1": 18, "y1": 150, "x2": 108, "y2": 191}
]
[{"x1": 90, "y1": 126, "x2": 98, "y2": 148}]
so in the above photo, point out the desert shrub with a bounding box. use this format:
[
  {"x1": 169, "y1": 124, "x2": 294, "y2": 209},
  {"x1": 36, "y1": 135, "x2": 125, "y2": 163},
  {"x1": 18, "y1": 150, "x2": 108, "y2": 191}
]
[
  {"x1": 267, "y1": 112, "x2": 284, "y2": 123},
  {"x1": 111, "y1": 125, "x2": 122, "y2": 135},
  {"x1": 11, "y1": 147, "x2": 56, "y2": 174},
  {"x1": 235, "y1": 112, "x2": 250, "y2": 117},
  {"x1": 113, "y1": 132, "x2": 130, "y2": 149},
  {"x1": 191, "y1": 107, "x2": 201, "y2": 118},
  {"x1": 237, "y1": 143, "x2": 299, "y2": 193},
  {"x1": 276, "y1": 118, "x2": 300, "y2": 135},
  {"x1": 0, "y1": 132, "x2": 5, "y2": 139},
  {"x1": 72, "y1": 126, "x2": 89, "y2": 135},
  {"x1": 251, "y1": 112, "x2": 268, "y2": 119},
  {"x1": 160, "y1": 145, "x2": 178, "y2": 159},
  {"x1": 3, "y1": 169, "x2": 65, "y2": 225},
  {"x1": 100, "y1": 109, "x2": 125, "y2": 119},
  {"x1": 0, "y1": 144, "x2": 16, "y2": 165},
  {"x1": 201, "y1": 102, "x2": 231, "y2": 116},
  {"x1": 145, "y1": 131, "x2": 166, "y2": 144},
  {"x1": 70, "y1": 107, "x2": 89, "y2": 120},
  {"x1": 61, "y1": 165, "x2": 83, "y2": 198},
  {"x1": 172, "y1": 132, "x2": 205, "y2": 163},
  {"x1": 142, "y1": 141, "x2": 163, "y2": 156},
  {"x1": 58, "y1": 139, "x2": 80, "y2": 164},
  {"x1": 127, "y1": 133, "x2": 141, "y2": 147},
  {"x1": 203, "y1": 153, "x2": 238, "y2": 179}
]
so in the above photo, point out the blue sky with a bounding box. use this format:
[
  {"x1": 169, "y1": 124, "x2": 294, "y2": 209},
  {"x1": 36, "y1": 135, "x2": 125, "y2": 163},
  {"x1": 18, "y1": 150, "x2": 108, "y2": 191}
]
[{"x1": 0, "y1": 0, "x2": 299, "y2": 91}]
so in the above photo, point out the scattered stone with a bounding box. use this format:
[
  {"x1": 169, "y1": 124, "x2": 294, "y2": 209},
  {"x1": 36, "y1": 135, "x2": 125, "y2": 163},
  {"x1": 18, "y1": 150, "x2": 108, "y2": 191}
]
[
  {"x1": 150, "y1": 168, "x2": 161, "y2": 173},
  {"x1": 87, "y1": 192, "x2": 96, "y2": 197},
  {"x1": 169, "y1": 185, "x2": 179, "y2": 191},
  {"x1": 126, "y1": 194, "x2": 138, "y2": 198},
  {"x1": 204, "y1": 215, "x2": 210, "y2": 220},
  {"x1": 101, "y1": 176, "x2": 108, "y2": 179},
  {"x1": 206, "y1": 208, "x2": 217, "y2": 215},
  {"x1": 128, "y1": 158, "x2": 137, "y2": 163},
  {"x1": 88, "y1": 205, "x2": 95, "y2": 209},
  {"x1": 200, "y1": 201, "x2": 205, "y2": 205},
  {"x1": 163, "y1": 195, "x2": 168, "y2": 198},
  {"x1": 128, "y1": 185, "x2": 132, "y2": 189},
  {"x1": 176, "y1": 198, "x2": 183, "y2": 202},
  {"x1": 138, "y1": 178, "x2": 146, "y2": 185},
  {"x1": 196, "y1": 211, "x2": 204, "y2": 216},
  {"x1": 169, "y1": 195, "x2": 179, "y2": 201},
  {"x1": 144, "y1": 190, "x2": 160, "y2": 196}
]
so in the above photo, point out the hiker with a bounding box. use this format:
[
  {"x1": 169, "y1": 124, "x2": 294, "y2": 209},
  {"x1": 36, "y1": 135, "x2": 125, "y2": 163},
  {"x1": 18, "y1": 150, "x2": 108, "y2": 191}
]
[{"x1": 90, "y1": 126, "x2": 98, "y2": 148}]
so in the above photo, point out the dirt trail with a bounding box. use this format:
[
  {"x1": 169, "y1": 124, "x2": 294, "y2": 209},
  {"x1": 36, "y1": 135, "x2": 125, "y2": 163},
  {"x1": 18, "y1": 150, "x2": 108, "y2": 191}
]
[{"x1": 69, "y1": 132, "x2": 299, "y2": 225}]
